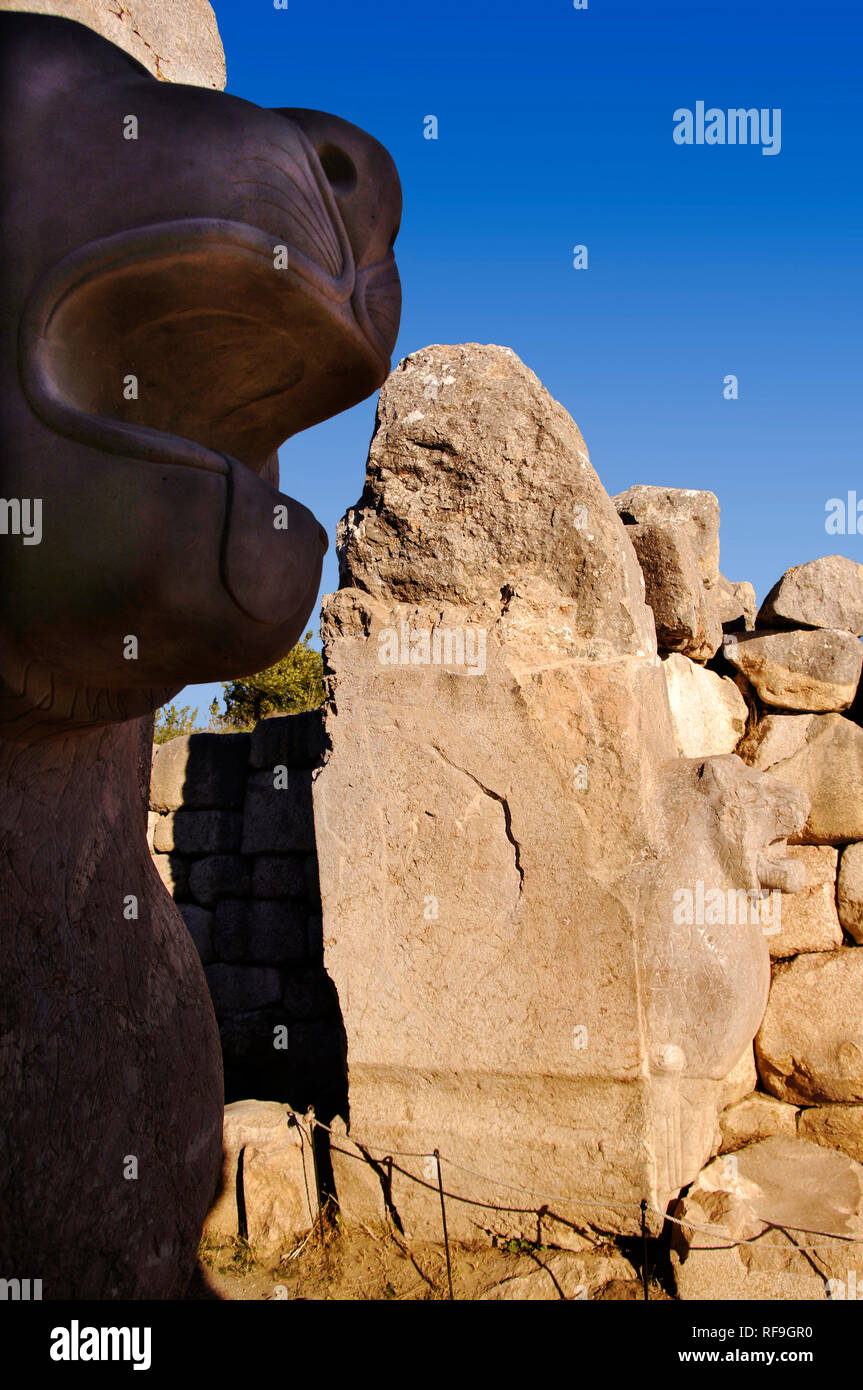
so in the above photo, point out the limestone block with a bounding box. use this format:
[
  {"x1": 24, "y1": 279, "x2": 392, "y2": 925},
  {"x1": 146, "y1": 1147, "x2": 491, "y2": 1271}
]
[
  {"x1": 838, "y1": 842, "x2": 863, "y2": 942},
  {"x1": 768, "y1": 845, "x2": 842, "y2": 958},
  {"x1": 204, "y1": 963, "x2": 282, "y2": 1014},
  {"x1": 756, "y1": 949, "x2": 863, "y2": 1103},
  {"x1": 662, "y1": 652, "x2": 747, "y2": 756},
  {"x1": 758, "y1": 555, "x2": 863, "y2": 636},
  {"x1": 724, "y1": 627, "x2": 862, "y2": 711},
  {"x1": 798, "y1": 1104, "x2": 863, "y2": 1164},
  {"x1": 218, "y1": 1008, "x2": 292, "y2": 1069},
  {"x1": 153, "y1": 850, "x2": 190, "y2": 900},
  {"x1": 188, "y1": 855, "x2": 251, "y2": 907},
  {"x1": 714, "y1": 576, "x2": 757, "y2": 629},
  {"x1": 718, "y1": 1045, "x2": 758, "y2": 1109},
  {"x1": 672, "y1": 1137, "x2": 863, "y2": 1299},
  {"x1": 203, "y1": 1102, "x2": 315, "y2": 1257},
  {"x1": 613, "y1": 485, "x2": 720, "y2": 588},
  {"x1": 150, "y1": 732, "x2": 250, "y2": 812},
  {"x1": 250, "y1": 855, "x2": 307, "y2": 899},
  {"x1": 212, "y1": 899, "x2": 306, "y2": 964},
  {"x1": 0, "y1": 0, "x2": 226, "y2": 88},
  {"x1": 626, "y1": 522, "x2": 722, "y2": 660},
  {"x1": 740, "y1": 713, "x2": 863, "y2": 844},
  {"x1": 282, "y1": 966, "x2": 340, "y2": 1020},
  {"x1": 478, "y1": 1249, "x2": 638, "y2": 1300},
  {"x1": 242, "y1": 769, "x2": 316, "y2": 854},
  {"x1": 249, "y1": 711, "x2": 326, "y2": 771},
  {"x1": 153, "y1": 809, "x2": 242, "y2": 855},
  {"x1": 719, "y1": 1093, "x2": 798, "y2": 1152},
  {"x1": 178, "y1": 903, "x2": 214, "y2": 965}
]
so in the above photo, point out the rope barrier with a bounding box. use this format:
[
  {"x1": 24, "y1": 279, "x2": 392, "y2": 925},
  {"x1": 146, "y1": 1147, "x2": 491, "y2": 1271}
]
[{"x1": 295, "y1": 1114, "x2": 863, "y2": 1258}]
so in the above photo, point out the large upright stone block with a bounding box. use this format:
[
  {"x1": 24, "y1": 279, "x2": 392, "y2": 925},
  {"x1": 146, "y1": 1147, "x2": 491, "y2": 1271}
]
[{"x1": 314, "y1": 345, "x2": 809, "y2": 1240}]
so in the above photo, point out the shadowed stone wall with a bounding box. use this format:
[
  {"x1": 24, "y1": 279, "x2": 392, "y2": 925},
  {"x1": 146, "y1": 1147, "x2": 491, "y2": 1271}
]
[{"x1": 148, "y1": 711, "x2": 345, "y2": 1116}]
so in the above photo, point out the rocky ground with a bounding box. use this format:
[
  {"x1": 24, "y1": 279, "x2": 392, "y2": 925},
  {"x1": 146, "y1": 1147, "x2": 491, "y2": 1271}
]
[{"x1": 189, "y1": 1223, "x2": 671, "y2": 1301}]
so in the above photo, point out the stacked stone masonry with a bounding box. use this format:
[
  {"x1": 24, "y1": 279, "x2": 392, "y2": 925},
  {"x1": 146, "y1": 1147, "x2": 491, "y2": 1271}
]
[
  {"x1": 611, "y1": 501, "x2": 863, "y2": 1179},
  {"x1": 148, "y1": 711, "x2": 344, "y2": 1114}
]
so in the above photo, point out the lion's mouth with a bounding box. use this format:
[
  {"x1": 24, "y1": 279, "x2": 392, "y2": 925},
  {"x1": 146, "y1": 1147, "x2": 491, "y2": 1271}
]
[{"x1": 20, "y1": 216, "x2": 400, "y2": 479}]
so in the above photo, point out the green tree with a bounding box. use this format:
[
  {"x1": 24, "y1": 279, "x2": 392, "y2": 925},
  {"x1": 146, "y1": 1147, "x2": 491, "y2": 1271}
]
[
  {"x1": 216, "y1": 632, "x2": 325, "y2": 728},
  {"x1": 153, "y1": 703, "x2": 203, "y2": 744}
]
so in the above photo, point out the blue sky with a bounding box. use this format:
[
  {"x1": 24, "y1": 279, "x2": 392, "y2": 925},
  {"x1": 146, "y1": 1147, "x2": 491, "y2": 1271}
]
[{"x1": 182, "y1": 0, "x2": 862, "y2": 721}]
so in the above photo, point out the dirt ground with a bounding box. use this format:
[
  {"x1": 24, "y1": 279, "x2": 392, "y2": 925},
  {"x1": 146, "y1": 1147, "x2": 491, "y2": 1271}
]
[{"x1": 190, "y1": 1218, "x2": 673, "y2": 1301}]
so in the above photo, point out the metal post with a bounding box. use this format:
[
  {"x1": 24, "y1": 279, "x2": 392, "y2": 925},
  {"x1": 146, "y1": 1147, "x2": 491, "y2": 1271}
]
[
  {"x1": 308, "y1": 1108, "x2": 325, "y2": 1247},
  {"x1": 435, "y1": 1149, "x2": 454, "y2": 1300}
]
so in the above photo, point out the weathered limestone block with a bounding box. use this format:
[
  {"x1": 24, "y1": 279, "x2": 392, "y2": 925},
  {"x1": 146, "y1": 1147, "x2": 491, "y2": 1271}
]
[
  {"x1": 672, "y1": 1137, "x2": 863, "y2": 1300},
  {"x1": 213, "y1": 899, "x2": 307, "y2": 964},
  {"x1": 242, "y1": 769, "x2": 316, "y2": 854},
  {"x1": 150, "y1": 732, "x2": 250, "y2": 812},
  {"x1": 303, "y1": 853, "x2": 321, "y2": 900},
  {"x1": 756, "y1": 949, "x2": 863, "y2": 1104},
  {"x1": 739, "y1": 712, "x2": 863, "y2": 844},
  {"x1": 797, "y1": 1104, "x2": 863, "y2": 1164},
  {"x1": 768, "y1": 845, "x2": 842, "y2": 958},
  {"x1": 661, "y1": 652, "x2": 747, "y2": 756},
  {"x1": 189, "y1": 855, "x2": 251, "y2": 907},
  {"x1": 153, "y1": 809, "x2": 242, "y2": 855},
  {"x1": 624, "y1": 522, "x2": 722, "y2": 660},
  {"x1": 328, "y1": 1117, "x2": 389, "y2": 1226},
  {"x1": 178, "y1": 903, "x2": 214, "y2": 964},
  {"x1": 314, "y1": 344, "x2": 809, "y2": 1240},
  {"x1": 718, "y1": 1045, "x2": 758, "y2": 1108},
  {"x1": 251, "y1": 854, "x2": 307, "y2": 899},
  {"x1": 153, "y1": 849, "x2": 191, "y2": 900},
  {"x1": 218, "y1": 1007, "x2": 291, "y2": 1072},
  {"x1": 249, "y1": 710, "x2": 326, "y2": 771},
  {"x1": 613, "y1": 485, "x2": 720, "y2": 588},
  {"x1": 0, "y1": 0, "x2": 227, "y2": 88},
  {"x1": 203, "y1": 1102, "x2": 315, "y2": 1257},
  {"x1": 715, "y1": 575, "x2": 757, "y2": 629},
  {"x1": 204, "y1": 964, "x2": 283, "y2": 1014},
  {"x1": 719, "y1": 1093, "x2": 798, "y2": 1152},
  {"x1": 758, "y1": 555, "x2": 863, "y2": 636},
  {"x1": 838, "y1": 842, "x2": 863, "y2": 942},
  {"x1": 281, "y1": 966, "x2": 340, "y2": 1020},
  {"x1": 724, "y1": 628, "x2": 863, "y2": 712}
]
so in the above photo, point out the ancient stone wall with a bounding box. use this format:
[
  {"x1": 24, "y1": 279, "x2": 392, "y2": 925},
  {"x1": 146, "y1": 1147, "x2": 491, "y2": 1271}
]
[
  {"x1": 148, "y1": 711, "x2": 344, "y2": 1115},
  {"x1": 626, "y1": 518, "x2": 863, "y2": 1169}
]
